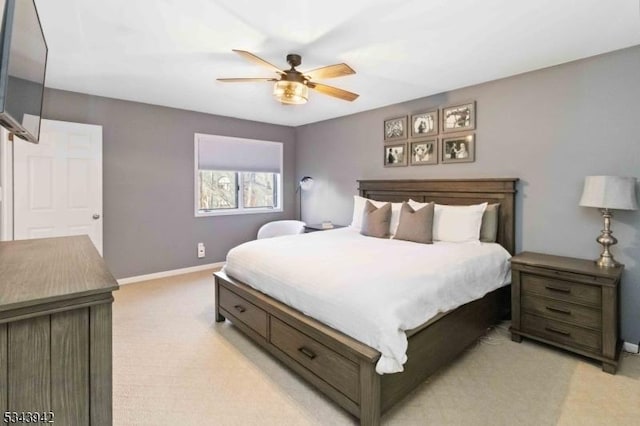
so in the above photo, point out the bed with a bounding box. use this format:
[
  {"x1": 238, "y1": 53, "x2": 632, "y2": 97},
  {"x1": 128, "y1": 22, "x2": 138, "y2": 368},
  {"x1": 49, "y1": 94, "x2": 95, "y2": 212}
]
[{"x1": 214, "y1": 178, "x2": 518, "y2": 425}]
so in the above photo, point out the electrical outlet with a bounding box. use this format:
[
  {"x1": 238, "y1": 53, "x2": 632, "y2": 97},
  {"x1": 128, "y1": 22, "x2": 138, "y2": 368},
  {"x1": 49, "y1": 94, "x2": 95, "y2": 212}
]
[
  {"x1": 623, "y1": 341, "x2": 639, "y2": 354},
  {"x1": 197, "y1": 242, "x2": 205, "y2": 258}
]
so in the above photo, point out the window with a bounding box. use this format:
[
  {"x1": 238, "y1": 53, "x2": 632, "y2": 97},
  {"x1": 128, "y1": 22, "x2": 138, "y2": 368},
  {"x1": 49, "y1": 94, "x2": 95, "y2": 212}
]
[{"x1": 195, "y1": 134, "x2": 283, "y2": 216}]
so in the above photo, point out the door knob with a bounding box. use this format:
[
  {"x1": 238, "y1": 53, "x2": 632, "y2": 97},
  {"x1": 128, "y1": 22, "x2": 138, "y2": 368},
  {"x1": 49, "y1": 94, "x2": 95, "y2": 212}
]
[{"x1": 92, "y1": 214, "x2": 101, "y2": 220}]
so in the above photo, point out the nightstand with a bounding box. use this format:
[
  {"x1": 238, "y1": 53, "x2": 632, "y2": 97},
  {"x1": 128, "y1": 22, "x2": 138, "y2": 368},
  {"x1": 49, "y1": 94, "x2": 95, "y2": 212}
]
[
  {"x1": 510, "y1": 252, "x2": 622, "y2": 374},
  {"x1": 303, "y1": 223, "x2": 346, "y2": 233}
]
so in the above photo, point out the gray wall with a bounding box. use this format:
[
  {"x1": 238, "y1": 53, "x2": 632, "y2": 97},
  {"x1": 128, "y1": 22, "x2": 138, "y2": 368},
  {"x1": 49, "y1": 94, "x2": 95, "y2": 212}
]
[
  {"x1": 42, "y1": 89, "x2": 296, "y2": 279},
  {"x1": 295, "y1": 46, "x2": 640, "y2": 344},
  {"x1": 6, "y1": 77, "x2": 44, "y2": 129}
]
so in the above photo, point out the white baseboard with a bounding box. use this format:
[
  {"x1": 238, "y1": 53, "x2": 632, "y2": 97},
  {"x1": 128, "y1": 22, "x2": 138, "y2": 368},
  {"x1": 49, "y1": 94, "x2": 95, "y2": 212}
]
[
  {"x1": 118, "y1": 262, "x2": 225, "y2": 285},
  {"x1": 623, "y1": 341, "x2": 639, "y2": 354}
]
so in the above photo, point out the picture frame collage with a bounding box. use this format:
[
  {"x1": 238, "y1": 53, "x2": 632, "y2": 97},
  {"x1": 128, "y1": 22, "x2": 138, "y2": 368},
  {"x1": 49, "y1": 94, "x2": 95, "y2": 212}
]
[{"x1": 383, "y1": 101, "x2": 476, "y2": 167}]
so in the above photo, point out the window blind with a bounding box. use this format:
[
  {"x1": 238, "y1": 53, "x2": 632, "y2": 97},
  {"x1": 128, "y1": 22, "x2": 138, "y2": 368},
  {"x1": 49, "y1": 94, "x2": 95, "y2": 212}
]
[{"x1": 197, "y1": 134, "x2": 282, "y2": 174}]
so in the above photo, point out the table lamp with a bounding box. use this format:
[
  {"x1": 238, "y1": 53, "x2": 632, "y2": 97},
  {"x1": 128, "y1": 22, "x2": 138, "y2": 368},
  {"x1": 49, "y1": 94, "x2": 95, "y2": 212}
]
[{"x1": 579, "y1": 176, "x2": 638, "y2": 268}]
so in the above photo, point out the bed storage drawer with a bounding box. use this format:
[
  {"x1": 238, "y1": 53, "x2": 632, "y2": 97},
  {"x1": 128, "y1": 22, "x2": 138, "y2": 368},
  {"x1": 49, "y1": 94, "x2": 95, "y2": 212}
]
[
  {"x1": 521, "y1": 294, "x2": 601, "y2": 330},
  {"x1": 219, "y1": 286, "x2": 268, "y2": 338},
  {"x1": 521, "y1": 274, "x2": 601, "y2": 307},
  {"x1": 270, "y1": 317, "x2": 359, "y2": 402}
]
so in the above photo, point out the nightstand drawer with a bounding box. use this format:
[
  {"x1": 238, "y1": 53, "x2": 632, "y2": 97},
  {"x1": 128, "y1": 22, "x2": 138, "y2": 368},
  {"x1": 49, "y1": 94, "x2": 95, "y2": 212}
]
[
  {"x1": 521, "y1": 274, "x2": 601, "y2": 307},
  {"x1": 522, "y1": 294, "x2": 601, "y2": 330},
  {"x1": 219, "y1": 286, "x2": 268, "y2": 338},
  {"x1": 513, "y1": 263, "x2": 612, "y2": 286},
  {"x1": 522, "y1": 313, "x2": 601, "y2": 352}
]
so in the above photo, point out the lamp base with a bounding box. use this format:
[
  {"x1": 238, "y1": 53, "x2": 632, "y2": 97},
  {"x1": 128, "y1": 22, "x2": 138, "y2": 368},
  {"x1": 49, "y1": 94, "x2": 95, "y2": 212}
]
[
  {"x1": 594, "y1": 208, "x2": 621, "y2": 269},
  {"x1": 595, "y1": 254, "x2": 621, "y2": 269}
]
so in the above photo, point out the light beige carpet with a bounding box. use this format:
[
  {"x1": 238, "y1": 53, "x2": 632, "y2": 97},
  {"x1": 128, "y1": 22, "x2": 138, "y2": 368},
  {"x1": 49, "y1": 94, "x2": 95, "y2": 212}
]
[{"x1": 113, "y1": 270, "x2": 640, "y2": 425}]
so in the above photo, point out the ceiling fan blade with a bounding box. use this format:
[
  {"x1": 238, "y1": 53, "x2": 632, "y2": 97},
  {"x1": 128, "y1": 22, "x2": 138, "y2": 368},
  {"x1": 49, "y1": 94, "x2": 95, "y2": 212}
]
[
  {"x1": 308, "y1": 83, "x2": 359, "y2": 102},
  {"x1": 217, "y1": 78, "x2": 277, "y2": 83},
  {"x1": 304, "y1": 63, "x2": 355, "y2": 80},
  {"x1": 232, "y1": 49, "x2": 284, "y2": 75}
]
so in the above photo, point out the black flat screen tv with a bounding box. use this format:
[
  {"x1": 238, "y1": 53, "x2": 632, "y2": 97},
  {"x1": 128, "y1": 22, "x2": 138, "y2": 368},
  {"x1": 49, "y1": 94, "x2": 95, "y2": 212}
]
[{"x1": 0, "y1": 0, "x2": 47, "y2": 143}]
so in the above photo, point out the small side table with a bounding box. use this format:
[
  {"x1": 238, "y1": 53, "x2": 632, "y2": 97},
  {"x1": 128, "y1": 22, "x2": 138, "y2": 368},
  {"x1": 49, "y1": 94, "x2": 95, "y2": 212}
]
[
  {"x1": 303, "y1": 224, "x2": 346, "y2": 233},
  {"x1": 510, "y1": 251, "x2": 622, "y2": 374}
]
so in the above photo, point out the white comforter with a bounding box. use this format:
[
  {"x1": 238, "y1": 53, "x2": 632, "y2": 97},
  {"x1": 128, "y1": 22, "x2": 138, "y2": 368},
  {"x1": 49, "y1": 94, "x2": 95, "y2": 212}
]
[{"x1": 223, "y1": 227, "x2": 511, "y2": 374}]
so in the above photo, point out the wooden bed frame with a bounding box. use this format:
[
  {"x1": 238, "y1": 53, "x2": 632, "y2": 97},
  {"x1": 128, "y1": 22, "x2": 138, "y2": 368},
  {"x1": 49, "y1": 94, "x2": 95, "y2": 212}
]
[{"x1": 214, "y1": 178, "x2": 518, "y2": 426}]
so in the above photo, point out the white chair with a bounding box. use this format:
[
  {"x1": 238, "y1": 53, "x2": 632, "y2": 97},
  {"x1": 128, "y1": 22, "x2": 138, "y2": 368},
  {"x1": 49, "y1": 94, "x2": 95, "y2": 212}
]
[{"x1": 257, "y1": 220, "x2": 306, "y2": 239}]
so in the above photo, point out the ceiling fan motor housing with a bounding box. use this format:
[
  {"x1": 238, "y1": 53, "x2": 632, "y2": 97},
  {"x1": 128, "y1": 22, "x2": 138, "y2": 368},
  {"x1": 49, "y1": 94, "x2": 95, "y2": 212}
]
[
  {"x1": 282, "y1": 69, "x2": 307, "y2": 84},
  {"x1": 286, "y1": 53, "x2": 302, "y2": 68}
]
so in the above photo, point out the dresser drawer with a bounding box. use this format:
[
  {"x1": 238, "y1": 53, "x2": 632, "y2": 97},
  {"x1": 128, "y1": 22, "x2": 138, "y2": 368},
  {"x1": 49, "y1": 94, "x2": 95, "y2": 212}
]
[
  {"x1": 522, "y1": 313, "x2": 601, "y2": 352},
  {"x1": 521, "y1": 274, "x2": 601, "y2": 307},
  {"x1": 270, "y1": 317, "x2": 359, "y2": 402},
  {"x1": 522, "y1": 294, "x2": 601, "y2": 330},
  {"x1": 219, "y1": 286, "x2": 268, "y2": 338}
]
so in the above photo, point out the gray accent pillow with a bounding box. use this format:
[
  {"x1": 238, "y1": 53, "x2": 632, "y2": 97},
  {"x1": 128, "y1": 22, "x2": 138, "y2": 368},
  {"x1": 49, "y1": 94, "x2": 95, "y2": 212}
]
[
  {"x1": 394, "y1": 202, "x2": 434, "y2": 244},
  {"x1": 360, "y1": 200, "x2": 391, "y2": 238},
  {"x1": 480, "y1": 203, "x2": 500, "y2": 242}
]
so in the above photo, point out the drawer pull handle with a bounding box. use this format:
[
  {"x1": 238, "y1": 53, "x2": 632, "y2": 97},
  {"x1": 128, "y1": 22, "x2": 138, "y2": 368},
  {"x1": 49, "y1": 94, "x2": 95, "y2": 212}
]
[
  {"x1": 298, "y1": 347, "x2": 317, "y2": 360},
  {"x1": 546, "y1": 306, "x2": 572, "y2": 315},
  {"x1": 234, "y1": 305, "x2": 246, "y2": 313},
  {"x1": 545, "y1": 285, "x2": 571, "y2": 294},
  {"x1": 545, "y1": 326, "x2": 571, "y2": 337}
]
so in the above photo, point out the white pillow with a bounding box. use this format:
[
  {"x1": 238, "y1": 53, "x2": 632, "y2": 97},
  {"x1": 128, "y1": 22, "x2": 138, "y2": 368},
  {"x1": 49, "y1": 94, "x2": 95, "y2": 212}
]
[
  {"x1": 351, "y1": 195, "x2": 402, "y2": 235},
  {"x1": 408, "y1": 199, "x2": 428, "y2": 210},
  {"x1": 432, "y1": 202, "x2": 488, "y2": 242},
  {"x1": 389, "y1": 202, "x2": 403, "y2": 236}
]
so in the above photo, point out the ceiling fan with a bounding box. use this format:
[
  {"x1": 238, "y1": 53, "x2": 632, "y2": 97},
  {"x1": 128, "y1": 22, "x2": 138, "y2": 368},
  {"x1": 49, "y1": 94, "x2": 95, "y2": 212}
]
[{"x1": 217, "y1": 49, "x2": 359, "y2": 105}]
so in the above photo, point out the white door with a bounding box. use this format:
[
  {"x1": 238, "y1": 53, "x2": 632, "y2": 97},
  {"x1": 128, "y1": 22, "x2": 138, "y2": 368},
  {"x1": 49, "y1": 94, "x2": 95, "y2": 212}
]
[{"x1": 13, "y1": 119, "x2": 103, "y2": 254}]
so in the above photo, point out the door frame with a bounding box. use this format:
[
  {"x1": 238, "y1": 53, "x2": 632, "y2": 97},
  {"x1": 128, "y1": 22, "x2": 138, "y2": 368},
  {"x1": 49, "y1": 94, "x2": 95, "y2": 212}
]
[{"x1": 0, "y1": 127, "x2": 13, "y2": 241}]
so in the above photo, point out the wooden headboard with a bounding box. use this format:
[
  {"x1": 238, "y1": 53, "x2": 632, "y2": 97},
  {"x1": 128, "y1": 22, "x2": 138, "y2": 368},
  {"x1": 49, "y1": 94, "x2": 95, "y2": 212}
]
[{"x1": 358, "y1": 178, "x2": 518, "y2": 254}]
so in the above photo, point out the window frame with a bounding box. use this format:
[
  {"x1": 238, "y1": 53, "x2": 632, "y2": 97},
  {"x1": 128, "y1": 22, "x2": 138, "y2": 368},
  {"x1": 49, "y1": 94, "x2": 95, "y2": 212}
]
[{"x1": 194, "y1": 134, "x2": 284, "y2": 217}]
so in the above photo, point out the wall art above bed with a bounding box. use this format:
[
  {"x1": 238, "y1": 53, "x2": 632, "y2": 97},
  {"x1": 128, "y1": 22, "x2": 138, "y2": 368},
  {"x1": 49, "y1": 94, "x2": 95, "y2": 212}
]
[
  {"x1": 383, "y1": 101, "x2": 477, "y2": 167},
  {"x1": 442, "y1": 101, "x2": 476, "y2": 133},
  {"x1": 442, "y1": 133, "x2": 475, "y2": 164},
  {"x1": 411, "y1": 110, "x2": 438, "y2": 138},
  {"x1": 383, "y1": 116, "x2": 408, "y2": 142},
  {"x1": 384, "y1": 143, "x2": 408, "y2": 167},
  {"x1": 410, "y1": 139, "x2": 437, "y2": 166}
]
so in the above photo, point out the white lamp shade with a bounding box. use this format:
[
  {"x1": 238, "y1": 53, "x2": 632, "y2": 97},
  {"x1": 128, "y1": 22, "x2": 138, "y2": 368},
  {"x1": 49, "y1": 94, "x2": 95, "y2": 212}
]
[
  {"x1": 579, "y1": 176, "x2": 638, "y2": 210},
  {"x1": 299, "y1": 176, "x2": 314, "y2": 191}
]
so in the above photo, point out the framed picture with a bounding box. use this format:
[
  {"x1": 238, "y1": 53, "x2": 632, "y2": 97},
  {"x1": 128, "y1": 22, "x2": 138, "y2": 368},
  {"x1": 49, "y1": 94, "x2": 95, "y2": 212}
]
[
  {"x1": 442, "y1": 101, "x2": 475, "y2": 133},
  {"x1": 411, "y1": 110, "x2": 438, "y2": 137},
  {"x1": 384, "y1": 143, "x2": 407, "y2": 167},
  {"x1": 384, "y1": 116, "x2": 408, "y2": 142},
  {"x1": 441, "y1": 133, "x2": 475, "y2": 164},
  {"x1": 410, "y1": 140, "x2": 437, "y2": 166}
]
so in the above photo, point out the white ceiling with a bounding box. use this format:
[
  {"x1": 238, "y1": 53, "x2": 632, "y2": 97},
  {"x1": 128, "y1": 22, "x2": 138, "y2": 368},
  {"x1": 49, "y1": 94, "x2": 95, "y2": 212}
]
[{"x1": 35, "y1": 0, "x2": 640, "y2": 127}]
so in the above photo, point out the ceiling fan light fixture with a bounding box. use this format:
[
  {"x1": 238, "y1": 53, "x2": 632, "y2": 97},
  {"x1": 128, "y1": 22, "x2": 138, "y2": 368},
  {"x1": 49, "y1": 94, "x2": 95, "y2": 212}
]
[
  {"x1": 220, "y1": 50, "x2": 358, "y2": 104},
  {"x1": 273, "y1": 80, "x2": 308, "y2": 105}
]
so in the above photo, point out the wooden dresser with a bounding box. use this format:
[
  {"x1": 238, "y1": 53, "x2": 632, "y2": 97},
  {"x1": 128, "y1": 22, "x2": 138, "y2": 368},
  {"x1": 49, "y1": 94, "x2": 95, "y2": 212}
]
[
  {"x1": 0, "y1": 236, "x2": 119, "y2": 425},
  {"x1": 510, "y1": 252, "x2": 622, "y2": 373}
]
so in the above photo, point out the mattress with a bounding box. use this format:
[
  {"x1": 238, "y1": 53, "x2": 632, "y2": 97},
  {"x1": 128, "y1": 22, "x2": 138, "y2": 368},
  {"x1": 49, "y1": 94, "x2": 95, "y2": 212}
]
[{"x1": 223, "y1": 227, "x2": 511, "y2": 374}]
